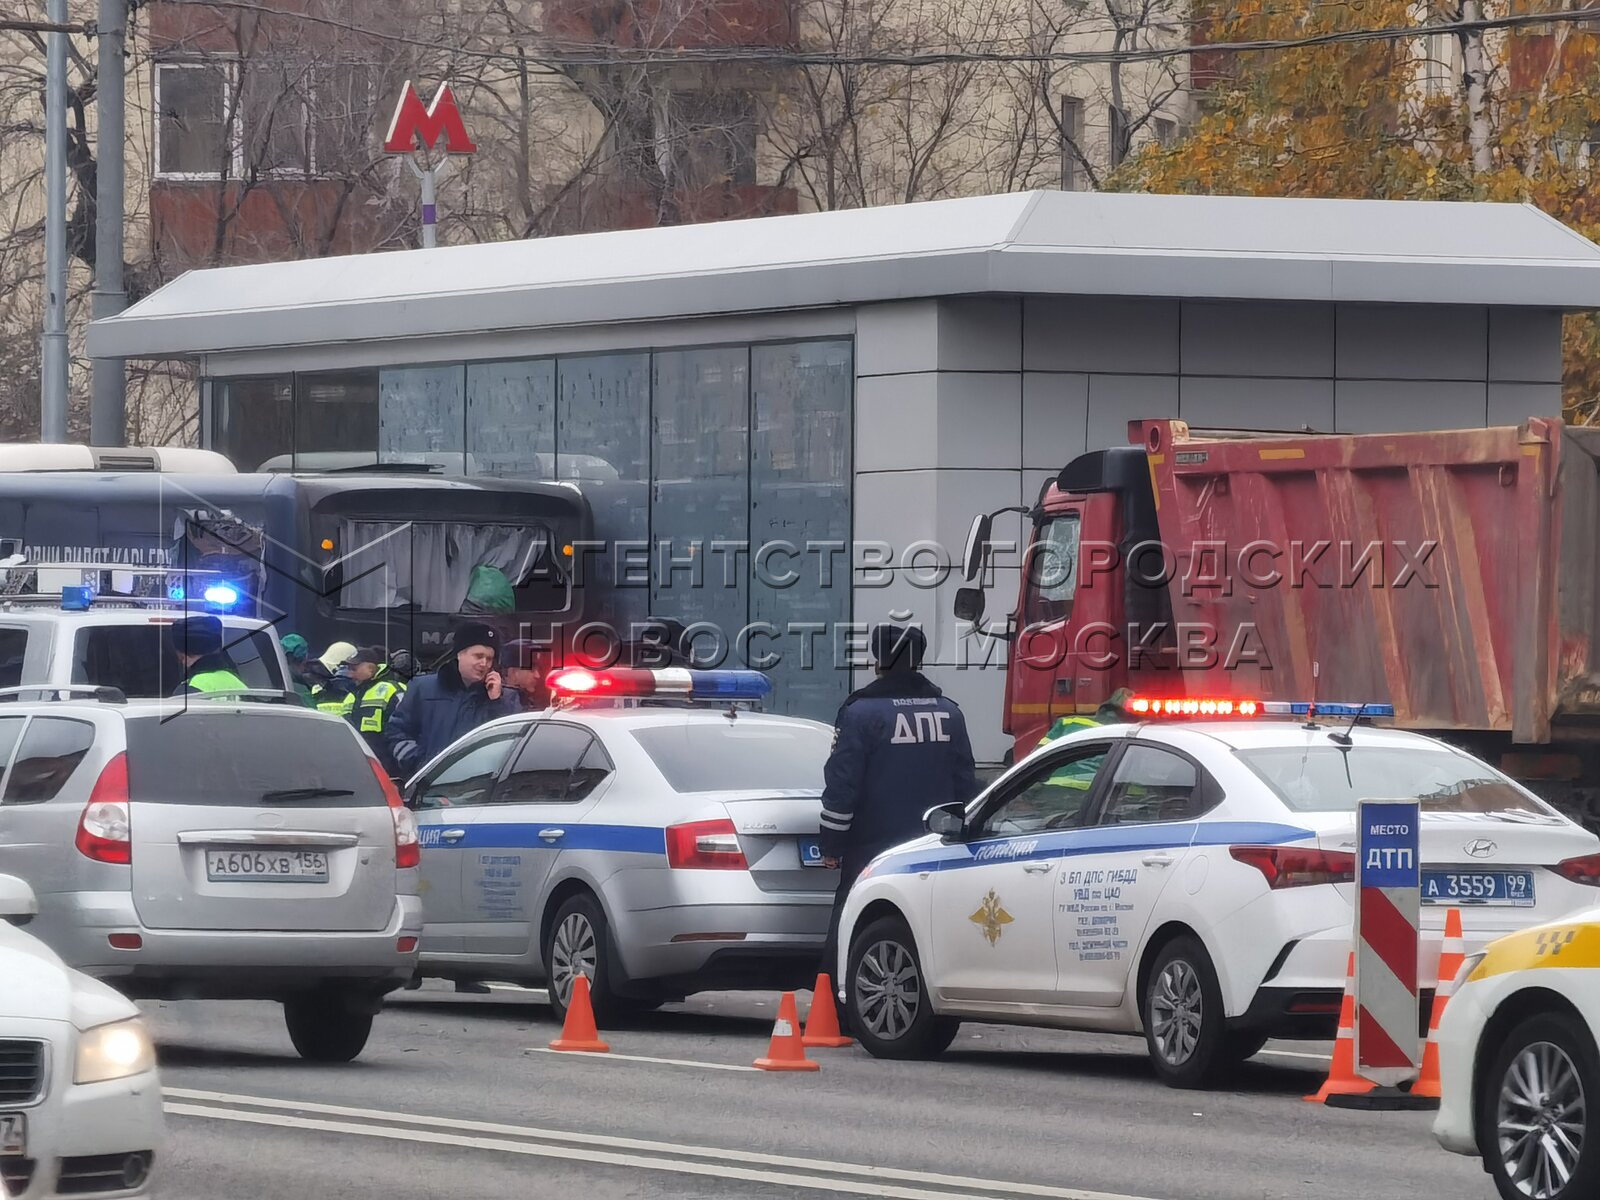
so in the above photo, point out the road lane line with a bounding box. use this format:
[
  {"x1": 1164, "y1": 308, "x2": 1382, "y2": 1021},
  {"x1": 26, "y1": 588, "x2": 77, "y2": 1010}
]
[
  {"x1": 524, "y1": 1046, "x2": 758, "y2": 1072},
  {"x1": 164, "y1": 1103, "x2": 1163, "y2": 1200},
  {"x1": 161, "y1": 1088, "x2": 1163, "y2": 1200},
  {"x1": 1256, "y1": 1050, "x2": 1332, "y2": 1063}
]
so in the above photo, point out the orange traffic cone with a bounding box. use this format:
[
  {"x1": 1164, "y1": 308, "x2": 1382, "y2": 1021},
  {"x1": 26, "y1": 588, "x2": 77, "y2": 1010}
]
[
  {"x1": 1306, "y1": 952, "x2": 1377, "y2": 1104},
  {"x1": 802, "y1": 974, "x2": 854, "y2": 1049},
  {"x1": 1412, "y1": 909, "x2": 1465, "y2": 1100},
  {"x1": 754, "y1": 992, "x2": 820, "y2": 1072},
  {"x1": 549, "y1": 975, "x2": 610, "y2": 1053}
]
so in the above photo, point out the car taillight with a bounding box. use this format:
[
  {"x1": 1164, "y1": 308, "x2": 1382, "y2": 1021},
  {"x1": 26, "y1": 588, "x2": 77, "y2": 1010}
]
[
  {"x1": 665, "y1": 820, "x2": 748, "y2": 871},
  {"x1": 75, "y1": 753, "x2": 131, "y2": 864},
  {"x1": 1554, "y1": 853, "x2": 1600, "y2": 886},
  {"x1": 1230, "y1": 845, "x2": 1354, "y2": 888},
  {"x1": 371, "y1": 759, "x2": 420, "y2": 869}
]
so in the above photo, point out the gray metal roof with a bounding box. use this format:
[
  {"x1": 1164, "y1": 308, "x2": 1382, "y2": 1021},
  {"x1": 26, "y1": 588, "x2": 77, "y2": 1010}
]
[{"x1": 88, "y1": 190, "x2": 1600, "y2": 359}]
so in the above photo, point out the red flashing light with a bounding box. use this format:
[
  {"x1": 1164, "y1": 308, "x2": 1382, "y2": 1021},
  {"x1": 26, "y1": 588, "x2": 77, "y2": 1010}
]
[
  {"x1": 547, "y1": 667, "x2": 659, "y2": 697},
  {"x1": 665, "y1": 819, "x2": 749, "y2": 871},
  {"x1": 1230, "y1": 846, "x2": 1355, "y2": 889},
  {"x1": 1128, "y1": 696, "x2": 1260, "y2": 718}
]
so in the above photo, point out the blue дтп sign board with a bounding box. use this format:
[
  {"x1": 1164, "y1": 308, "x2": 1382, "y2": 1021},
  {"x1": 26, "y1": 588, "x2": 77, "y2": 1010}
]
[{"x1": 1359, "y1": 801, "x2": 1420, "y2": 889}]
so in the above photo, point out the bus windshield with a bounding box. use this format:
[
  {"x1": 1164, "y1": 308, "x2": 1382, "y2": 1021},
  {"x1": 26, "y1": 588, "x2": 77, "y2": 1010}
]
[{"x1": 333, "y1": 520, "x2": 560, "y2": 614}]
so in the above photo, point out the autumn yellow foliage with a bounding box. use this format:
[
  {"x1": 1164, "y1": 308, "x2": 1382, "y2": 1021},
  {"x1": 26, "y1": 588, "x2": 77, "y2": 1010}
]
[{"x1": 1116, "y1": 0, "x2": 1600, "y2": 424}]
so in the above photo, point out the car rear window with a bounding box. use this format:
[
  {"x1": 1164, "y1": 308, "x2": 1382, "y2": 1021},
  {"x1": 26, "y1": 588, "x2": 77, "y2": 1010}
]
[
  {"x1": 630, "y1": 722, "x2": 830, "y2": 794},
  {"x1": 125, "y1": 713, "x2": 384, "y2": 806},
  {"x1": 1234, "y1": 745, "x2": 1560, "y2": 818},
  {"x1": 72, "y1": 624, "x2": 286, "y2": 699}
]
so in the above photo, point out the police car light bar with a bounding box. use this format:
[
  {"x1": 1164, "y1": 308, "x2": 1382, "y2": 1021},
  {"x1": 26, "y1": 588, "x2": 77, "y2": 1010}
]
[
  {"x1": 1126, "y1": 696, "x2": 1394, "y2": 720},
  {"x1": 545, "y1": 667, "x2": 772, "y2": 702}
]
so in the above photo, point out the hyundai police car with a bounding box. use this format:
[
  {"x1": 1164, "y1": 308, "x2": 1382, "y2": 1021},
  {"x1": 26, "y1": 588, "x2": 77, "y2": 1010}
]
[
  {"x1": 834, "y1": 699, "x2": 1600, "y2": 1088},
  {"x1": 407, "y1": 668, "x2": 837, "y2": 1021}
]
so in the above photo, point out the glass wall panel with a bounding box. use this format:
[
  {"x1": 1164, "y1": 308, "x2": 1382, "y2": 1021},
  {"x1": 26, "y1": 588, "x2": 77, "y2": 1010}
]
[
  {"x1": 557, "y1": 353, "x2": 651, "y2": 631},
  {"x1": 651, "y1": 348, "x2": 750, "y2": 666},
  {"x1": 294, "y1": 370, "x2": 378, "y2": 468},
  {"x1": 379, "y1": 365, "x2": 465, "y2": 472},
  {"x1": 751, "y1": 341, "x2": 853, "y2": 719},
  {"x1": 213, "y1": 376, "x2": 291, "y2": 470},
  {"x1": 467, "y1": 359, "x2": 557, "y2": 477}
]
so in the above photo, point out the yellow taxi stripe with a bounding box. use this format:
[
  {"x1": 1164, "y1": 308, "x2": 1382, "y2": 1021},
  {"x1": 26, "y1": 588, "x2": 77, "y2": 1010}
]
[{"x1": 1467, "y1": 922, "x2": 1600, "y2": 982}]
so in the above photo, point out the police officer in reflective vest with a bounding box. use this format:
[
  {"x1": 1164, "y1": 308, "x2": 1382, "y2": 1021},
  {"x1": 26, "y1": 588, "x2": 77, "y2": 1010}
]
[
  {"x1": 818, "y1": 623, "x2": 979, "y2": 980},
  {"x1": 318, "y1": 645, "x2": 385, "y2": 719},
  {"x1": 167, "y1": 615, "x2": 247, "y2": 697},
  {"x1": 353, "y1": 649, "x2": 416, "y2": 776},
  {"x1": 1034, "y1": 687, "x2": 1136, "y2": 789}
]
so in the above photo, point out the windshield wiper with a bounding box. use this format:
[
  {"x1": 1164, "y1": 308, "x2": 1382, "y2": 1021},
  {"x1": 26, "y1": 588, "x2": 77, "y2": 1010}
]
[{"x1": 260, "y1": 787, "x2": 357, "y2": 803}]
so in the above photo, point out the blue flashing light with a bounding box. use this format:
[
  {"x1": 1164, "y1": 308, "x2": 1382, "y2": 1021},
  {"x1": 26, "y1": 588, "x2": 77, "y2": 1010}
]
[
  {"x1": 202, "y1": 583, "x2": 240, "y2": 608},
  {"x1": 1260, "y1": 701, "x2": 1395, "y2": 719},
  {"x1": 167, "y1": 585, "x2": 186, "y2": 602},
  {"x1": 60, "y1": 586, "x2": 93, "y2": 612},
  {"x1": 687, "y1": 670, "x2": 772, "y2": 700}
]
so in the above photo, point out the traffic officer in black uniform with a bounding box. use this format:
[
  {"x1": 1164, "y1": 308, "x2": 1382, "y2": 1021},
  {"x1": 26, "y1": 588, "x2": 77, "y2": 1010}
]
[{"x1": 818, "y1": 623, "x2": 979, "y2": 985}]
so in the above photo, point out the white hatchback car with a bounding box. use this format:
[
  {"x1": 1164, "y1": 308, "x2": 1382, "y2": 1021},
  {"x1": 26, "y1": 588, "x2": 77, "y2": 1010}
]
[
  {"x1": 0, "y1": 875, "x2": 162, "y2": 1200},
  {"x1": 836, "y1": 710, "x2": 1600, "y2": 1087}
]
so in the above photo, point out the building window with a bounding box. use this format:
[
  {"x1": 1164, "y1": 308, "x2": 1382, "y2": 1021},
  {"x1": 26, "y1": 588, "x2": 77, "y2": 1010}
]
[
  {"x1": 1109, "y1": 104, "x2": 1130, "y2": 167},
  {"x1": 294, "y1": 371, "x2": 379, "y2": 467},
  {"x1": 674, "y1": 92, "x2": 758, "y2": 188},
  {"x1": 155, "y1": 62, "x2": 234, "y2": 179},
  {"x1": 1060, "y1": 95, "x2": 1084, "y2": 191},
  {"x1": 1154, "y1": 116, "x2": 1177, "y2": 147},
  {"x1": 310, "y1": 64, "x2": 376, "y2": 174},
  {"x1": 242, "y1": 62, "x2": 311, "y2": 177}
]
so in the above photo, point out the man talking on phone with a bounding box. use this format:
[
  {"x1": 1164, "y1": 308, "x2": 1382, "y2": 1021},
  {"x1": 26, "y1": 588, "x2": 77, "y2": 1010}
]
[{"x1": 387, "y1": 622, "x2": 521, "y2": 779}]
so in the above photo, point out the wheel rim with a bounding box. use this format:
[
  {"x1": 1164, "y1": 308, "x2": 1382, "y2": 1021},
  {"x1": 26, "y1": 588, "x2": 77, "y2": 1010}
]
[
  {"x1": 1497, "y1": 1040, "x2": 1588, "y2": 1199},
  {"x1": 550, "y1": 912, "x2": 597, "y2": 1007},
  {"x1": 855, "y1": 939, "x2": 922, "y2": 1040},
  {"x1": 1150, "y1": 959, "x2": 1204, "y2": 1067}
]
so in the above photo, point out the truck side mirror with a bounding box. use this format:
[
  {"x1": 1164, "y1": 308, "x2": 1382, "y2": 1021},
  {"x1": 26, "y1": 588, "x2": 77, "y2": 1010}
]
[
  {"x1": 961, "y1": 513, "x2": 993, "y2": 583},
  {"x1": 924, "y1": 802, "x2": 966, "y2": 840},
  {"x1": 954, "y1": 587, "x2": 985, "y2": 623}
]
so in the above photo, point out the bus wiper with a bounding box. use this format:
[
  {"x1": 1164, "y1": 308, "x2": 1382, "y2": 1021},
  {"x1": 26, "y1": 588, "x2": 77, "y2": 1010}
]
[{"x1": 260, "y1": 787, "x2": 357, "y2": 803}]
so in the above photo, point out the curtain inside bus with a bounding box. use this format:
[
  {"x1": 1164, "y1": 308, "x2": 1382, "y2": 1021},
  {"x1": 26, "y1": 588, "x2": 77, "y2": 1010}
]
[{"x1": 334, "y1": 520, "x2": 553, "y2": 612}]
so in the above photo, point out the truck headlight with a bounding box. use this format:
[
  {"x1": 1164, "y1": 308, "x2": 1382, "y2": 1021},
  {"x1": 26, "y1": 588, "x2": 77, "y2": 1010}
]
[{"x1": 75, "y1": 1018, "x2": 155, "y2": 1084}]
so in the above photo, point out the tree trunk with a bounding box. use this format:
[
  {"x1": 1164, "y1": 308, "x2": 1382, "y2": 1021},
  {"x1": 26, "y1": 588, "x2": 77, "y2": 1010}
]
[{"x1": 1459, "y1": 0, "x2": 1492, "y2": 175}]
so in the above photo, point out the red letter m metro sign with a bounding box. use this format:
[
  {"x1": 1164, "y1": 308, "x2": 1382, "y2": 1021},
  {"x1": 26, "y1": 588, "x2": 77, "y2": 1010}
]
[{"x1": 383, "y1": 81, "x2": 477, "y2": 155}]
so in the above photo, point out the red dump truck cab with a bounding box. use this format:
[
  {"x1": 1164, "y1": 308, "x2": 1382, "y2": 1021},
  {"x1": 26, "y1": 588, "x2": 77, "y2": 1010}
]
[{"x1": 981, "y1": 418, "x2": 1600, "y2": 804}]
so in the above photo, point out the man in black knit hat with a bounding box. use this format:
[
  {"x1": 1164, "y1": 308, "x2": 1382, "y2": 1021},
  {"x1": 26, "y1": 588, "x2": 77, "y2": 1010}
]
[{"x1": 386, "y1": 621, "x2": 521, "y2": 779}]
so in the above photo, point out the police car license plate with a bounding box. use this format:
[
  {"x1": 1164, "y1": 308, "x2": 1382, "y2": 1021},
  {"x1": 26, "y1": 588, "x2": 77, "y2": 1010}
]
[
  {"x1": 206, "y1": 849, "x2": 329, "y2": 883},
  {"x1": 1, "y1": 1112, "x2": 25, "y2": 1156},
  {"x1": 1422, "y1": 869, "x2": 1535, "y2": 907},
  {"x1": 799, "y1": 839, "x2": 828, "y2": 868}
]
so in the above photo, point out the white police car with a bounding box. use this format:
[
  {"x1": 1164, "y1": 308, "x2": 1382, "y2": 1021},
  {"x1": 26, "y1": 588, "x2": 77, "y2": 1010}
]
[
  {"x1": 407, "y1": 668, "x2": 838, "y2": 1021},
  {"x1": 835, "y1": 699, "x2": 1600, "y2": 1088}
]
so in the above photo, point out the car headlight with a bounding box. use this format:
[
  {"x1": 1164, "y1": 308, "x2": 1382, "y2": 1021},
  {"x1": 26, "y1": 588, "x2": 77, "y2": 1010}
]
[
  {"x1": 74, "y1": 1018, "x2": 155, "y2": 1085},
  {"x1": 1454, "y1": 951, "x2": 1487, "y2": 991}
]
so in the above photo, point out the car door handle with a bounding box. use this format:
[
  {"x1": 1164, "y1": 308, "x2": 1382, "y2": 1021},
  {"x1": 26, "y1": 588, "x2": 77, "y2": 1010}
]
[
  {"x1": 539, "y1": 829, "x2": 565, "y2": 843},
  {"x1": 439, "y1": 829, "x2": 467, "y2": 844},
  {"x1": 1142, "y1": 853, "x2": 1175, "y2": 867},
  {"x1": 1023, "y1": 861, "x2": 1055, "y2": 875}
]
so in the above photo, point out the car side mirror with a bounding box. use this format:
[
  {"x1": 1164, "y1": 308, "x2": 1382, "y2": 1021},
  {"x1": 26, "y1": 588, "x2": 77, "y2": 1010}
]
[
  {"x1": 0, "y1": 874, "x2": 38, "y2": 925},
  {"x1": 954, "y1": 586, "x2": 985, "y2": 623},
  {"x1": 924, "y1": 802, "x2": 966, "y2": 840}
]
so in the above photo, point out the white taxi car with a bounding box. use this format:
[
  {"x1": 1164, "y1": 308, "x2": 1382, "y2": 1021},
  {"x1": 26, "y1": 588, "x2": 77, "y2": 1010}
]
[
  {"x1": 408, "y1": 668, "x2": 838, "y2": 1022},
  {"x1": 835, "y1": 701, "x2": 1600, "y2": 1088},
  {"x1": 0, "y1": 875, "x2": 162, "y2": 1199},
  {"x1": 1433, "y1": 911, "x2": 1600, "y2": 1200}
]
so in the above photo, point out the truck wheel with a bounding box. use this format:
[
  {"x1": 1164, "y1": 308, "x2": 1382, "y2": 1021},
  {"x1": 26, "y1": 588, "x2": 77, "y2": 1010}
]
[
  {"x1": 544, "y1": 893, "x2": 626, "y2": 1026},
  {"x1": 284, "y1": 994, "x2": 374, "y2": 1063},
  {"x1": 846, "y1": 916, "x2": 958, "y2": 1061},
  {"x1": 1142, "y1": 935, "x2": 1229, "y2": 1089},
  {"x1": 1482, "y1": 1012, "x2": 1600, "y2": 1200}
]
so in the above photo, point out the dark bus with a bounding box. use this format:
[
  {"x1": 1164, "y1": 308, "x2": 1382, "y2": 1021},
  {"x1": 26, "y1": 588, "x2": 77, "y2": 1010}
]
[{"x1": 0, "y1": 471, "x2": 592, "y2": 662}]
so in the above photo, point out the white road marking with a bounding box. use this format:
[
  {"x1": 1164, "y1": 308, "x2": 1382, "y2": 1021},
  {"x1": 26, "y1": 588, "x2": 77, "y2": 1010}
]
[
  {"x1": 524, "y1": 1046, "x2": 758, "y2": 1072},
  {"x1": 1257, "y1": 1049, "x2": 1332, "y2": 1063},
  {"x1": 162, "y1": 1088, "x2": 1164, "y2": 1200}
]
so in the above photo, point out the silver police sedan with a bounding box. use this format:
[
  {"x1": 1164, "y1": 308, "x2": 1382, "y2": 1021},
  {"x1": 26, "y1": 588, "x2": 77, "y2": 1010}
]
[{"x1": 405, "y1": 668, "x2": 838, "y2": 1020}]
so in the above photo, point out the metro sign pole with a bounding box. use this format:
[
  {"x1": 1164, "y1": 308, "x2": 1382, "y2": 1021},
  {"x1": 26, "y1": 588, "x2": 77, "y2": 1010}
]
[{"x1": 383, "y1": 81, "x2": 477, "y2": 249}]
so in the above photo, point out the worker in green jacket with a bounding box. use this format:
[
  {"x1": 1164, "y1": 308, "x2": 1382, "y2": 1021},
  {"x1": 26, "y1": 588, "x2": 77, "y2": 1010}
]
[
  {"x1": 352, "y1": 649, "x2": 416, "y2": 776},
  {"x1": 1035, "y1": 688, "x2": 1136, "y2": 790},
  {"x1": 168, "y1": 615, "x2": 248, "y2": 697}
]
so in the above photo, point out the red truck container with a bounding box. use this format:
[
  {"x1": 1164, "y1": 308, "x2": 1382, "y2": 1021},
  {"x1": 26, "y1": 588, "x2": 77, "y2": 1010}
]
[{"x1": 958, "y1": 417, "x2": 1600, "y2": 825}]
